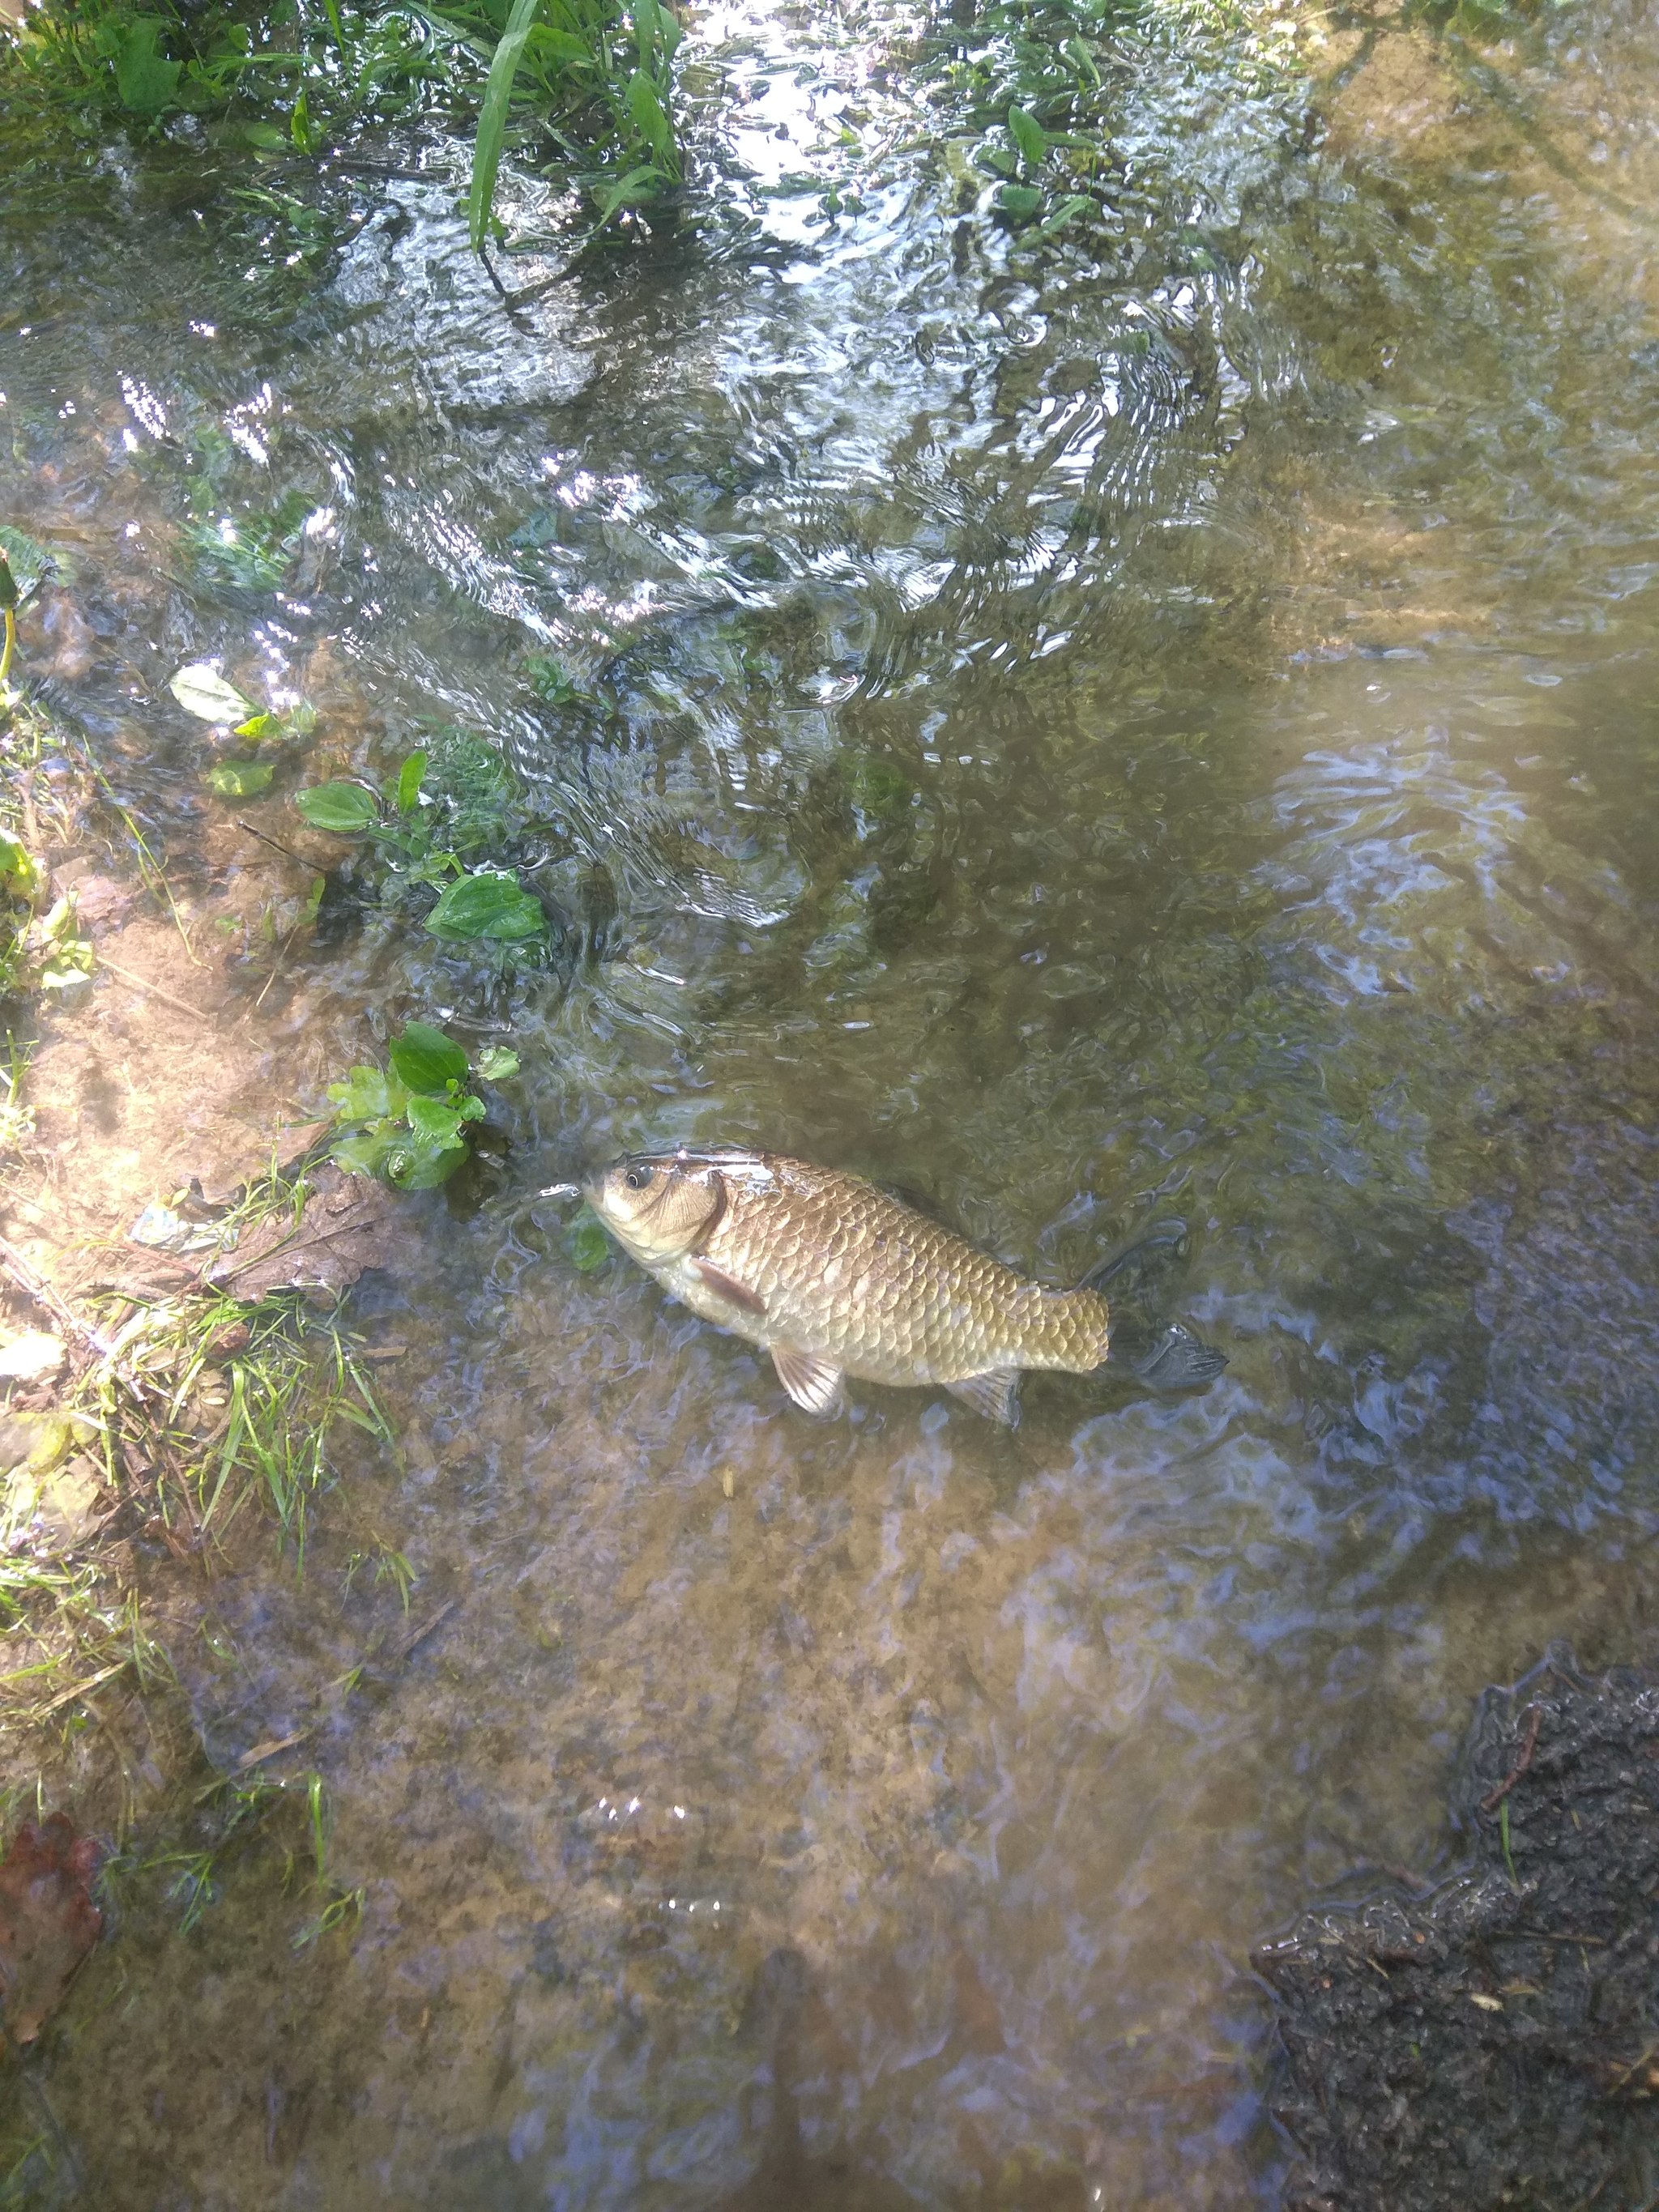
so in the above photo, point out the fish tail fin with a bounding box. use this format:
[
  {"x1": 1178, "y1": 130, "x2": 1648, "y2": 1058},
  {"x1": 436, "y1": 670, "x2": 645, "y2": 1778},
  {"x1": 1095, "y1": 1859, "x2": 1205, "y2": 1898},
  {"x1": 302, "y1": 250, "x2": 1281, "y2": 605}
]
[{"x1": 1080, "y1": 1218, "x2": 1228, "y2": 1393}]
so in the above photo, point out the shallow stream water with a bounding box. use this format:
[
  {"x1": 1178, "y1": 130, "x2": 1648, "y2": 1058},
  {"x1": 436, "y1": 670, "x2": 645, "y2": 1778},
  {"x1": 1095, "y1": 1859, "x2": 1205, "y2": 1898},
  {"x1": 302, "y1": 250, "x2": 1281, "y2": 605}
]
[{"x1": 4, "y1": 0, "x2": 1659, "y2": 2201}]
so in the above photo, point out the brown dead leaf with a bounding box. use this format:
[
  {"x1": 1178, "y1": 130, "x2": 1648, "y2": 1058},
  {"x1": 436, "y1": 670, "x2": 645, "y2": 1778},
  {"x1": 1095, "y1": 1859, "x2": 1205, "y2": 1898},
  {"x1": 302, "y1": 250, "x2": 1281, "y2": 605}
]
[
  {"x1": 204, "y1": 1165, "x2": 403, "y2": 1304},
  {"x1": 0, "y1": 1813, "x2": 103, "y2": 2047}
]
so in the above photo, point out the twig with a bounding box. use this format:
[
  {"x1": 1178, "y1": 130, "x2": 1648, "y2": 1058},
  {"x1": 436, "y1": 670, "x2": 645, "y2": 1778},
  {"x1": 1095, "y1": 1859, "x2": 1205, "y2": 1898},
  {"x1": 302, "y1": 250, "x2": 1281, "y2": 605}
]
[
  {"x1": 237, "y1": 1729, "x2": 310, "y2": 1771},
  {"x1": 394, "y1": 1600, "x2": 457, "y2": 1663},
  {"x1": 236, "y1": 816, "x2": 311, "y2": 868},
  {"x1": 32, "y1": 1657, "x2": 129, "y2": 1719},
  {"x1": 210, "y1": 1214, "x2": 373, "y2": 1288},
  {"x1": 1482, "y1": 1704, "x2": 1543, "y2": 1812},
  {"x1": 1604, "y1": 2038, "x2": 1659, "y2": 2099},
  {"x1": 98, "y1": 956, "x2": 215, "y2": 1026}
]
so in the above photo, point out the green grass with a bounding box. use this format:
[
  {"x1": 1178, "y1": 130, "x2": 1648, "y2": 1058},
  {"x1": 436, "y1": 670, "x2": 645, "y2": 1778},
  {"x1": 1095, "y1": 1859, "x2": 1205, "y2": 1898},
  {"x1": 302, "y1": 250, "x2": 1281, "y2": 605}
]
[{"x1": 0, "y1": 0, "x2": 684, "y2": 245}]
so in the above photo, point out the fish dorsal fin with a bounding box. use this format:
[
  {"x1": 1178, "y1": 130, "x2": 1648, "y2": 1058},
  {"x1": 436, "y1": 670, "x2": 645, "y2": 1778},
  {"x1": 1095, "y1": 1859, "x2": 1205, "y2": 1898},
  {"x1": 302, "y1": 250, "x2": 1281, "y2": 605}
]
[
  {"x1": 945, "y1": 1369, "x2": 1022, "y2": 1427},
  {"x1": 772, "y1": 1346, "x2": 844, "y2": 1417},
  {"x1": 689, "y1": 1255, "x2": 766, "y2": 1316}
]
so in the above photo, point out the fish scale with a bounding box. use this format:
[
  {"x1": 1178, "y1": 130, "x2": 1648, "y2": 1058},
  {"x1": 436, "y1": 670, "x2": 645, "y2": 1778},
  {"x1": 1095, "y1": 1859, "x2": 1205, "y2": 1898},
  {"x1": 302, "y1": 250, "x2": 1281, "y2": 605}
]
[{"x1": 586, "y1": 1148, "x2": 1111, "y2": 1423}]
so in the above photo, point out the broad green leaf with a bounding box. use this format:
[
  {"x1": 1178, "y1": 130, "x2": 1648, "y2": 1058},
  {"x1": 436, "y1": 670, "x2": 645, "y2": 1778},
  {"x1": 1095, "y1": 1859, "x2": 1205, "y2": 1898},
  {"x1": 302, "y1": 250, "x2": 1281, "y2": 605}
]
[
  {"x1": 387, "y1": 1021, "x2": 469, "y2": 1097},
  {"x1": 113, "y1": 17, "x2": 182, "y2": 116},
  {"x1": 467, "y1": 0, "x2": 544, "y2": 253},
  {"x1": 386, "y1": 1132, "x2": 467, "y2": 1189},
  {"x1": 330, "y1": 1127, "x2": 402, "y2": 1178},
  {"x1": 424, "y1": 871, "x2": 546, "y2": 943},
  {"x1": 234, "y1": 713, "x2": 277, "y2": 740},
  {"x1": 170, "y1": 663, "x2": 258, "y2": 725},
  {"x1": 565, "y1": 1213, "x2": 612, "y2": 1272},
  {"x1": 206, "y1": 760, "x2": 275, "y2": 798},
  {"x1": 994, "y1": 182, "x2": 1044, "y2": 220},
  {"x1": 473, "y1": 1046, "x2": 521, "y2": 1082},
  {"x1": 1008, "y1": 104, "x2": 1048, "y2": 168},
  {"x1": 326, "y1": 1066, "x2": 406, "y2": 1123},
  {"x1": 396, "y1": 750, "x2": 428, "y2": 812},
  {"x1": 405, "y1": 1094, "x2": 468, "y2": 1145},
  {"x1": 295, "y1": 782, "x2": 377, "y2": 833},
  {"x1": 0, "y1": 830, "x2": 40, "y2": 900}
]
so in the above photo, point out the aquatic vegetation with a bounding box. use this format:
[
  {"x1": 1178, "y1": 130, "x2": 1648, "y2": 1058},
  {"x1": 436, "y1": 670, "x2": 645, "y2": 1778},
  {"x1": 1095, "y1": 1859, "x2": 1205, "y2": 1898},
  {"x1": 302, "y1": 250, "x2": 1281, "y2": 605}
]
[
  {"x1": 0, "y1": 0, "x2": 684, "y2": 244},
  {"x1": 326, "y1": 1018, "x2": 519, "y2": 1188},
  {"x1": 440, "y1": 0, "x2": 683, "y2": 245},
  {"x1": 296, "y1": 735, "x2": 554, "y2": 945}
]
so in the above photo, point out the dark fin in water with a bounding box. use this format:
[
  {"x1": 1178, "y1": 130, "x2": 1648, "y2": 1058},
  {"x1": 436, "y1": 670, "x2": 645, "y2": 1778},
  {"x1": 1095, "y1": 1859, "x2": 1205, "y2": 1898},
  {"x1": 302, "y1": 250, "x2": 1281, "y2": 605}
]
[
  {"x1": 689, "y1": 1256, "x2": 766, "y2": 1316},
  {"x1": 1130, "y1": 1323, "x2": 1229, "y2": 1392},
  {"x1": 772, "y1": 1346, "x2": 844, "y2": 1417},
  {"x1": 1078, "y1": 1220, "x2": 1227, "y2": 1392},
  {"x1": 945, "y1": 1369, "x2": 1023, "y2": 1427}
]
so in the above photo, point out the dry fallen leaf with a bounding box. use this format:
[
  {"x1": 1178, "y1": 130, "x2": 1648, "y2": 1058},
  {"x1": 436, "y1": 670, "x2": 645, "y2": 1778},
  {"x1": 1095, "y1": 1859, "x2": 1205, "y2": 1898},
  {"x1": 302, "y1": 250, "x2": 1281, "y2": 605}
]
[
  {"x1": 0, "y1": 1813, "x2": 103, "y2": 2047},
  {"x1": 204, "y1": 1165, "x2": 403, "y2": 1304}
]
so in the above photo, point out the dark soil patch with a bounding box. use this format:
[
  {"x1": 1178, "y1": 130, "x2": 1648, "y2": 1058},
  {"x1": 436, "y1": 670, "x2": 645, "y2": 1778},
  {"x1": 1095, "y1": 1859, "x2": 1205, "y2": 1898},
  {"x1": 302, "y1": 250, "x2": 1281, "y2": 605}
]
[{"x1": 1259, "y1": 1657, "x2": 1659, "y2": 2211}]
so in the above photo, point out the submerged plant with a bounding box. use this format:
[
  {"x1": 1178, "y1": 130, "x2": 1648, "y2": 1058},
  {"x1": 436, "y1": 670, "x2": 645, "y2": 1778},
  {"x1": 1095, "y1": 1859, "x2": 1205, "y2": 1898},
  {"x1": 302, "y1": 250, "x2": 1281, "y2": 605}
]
[
  {"x1": 295, "y1": 734, "x2": 553, "y2": 946},
  {"x1": 326, "y1": 1019, "x2": 518, "y2": 1188}
]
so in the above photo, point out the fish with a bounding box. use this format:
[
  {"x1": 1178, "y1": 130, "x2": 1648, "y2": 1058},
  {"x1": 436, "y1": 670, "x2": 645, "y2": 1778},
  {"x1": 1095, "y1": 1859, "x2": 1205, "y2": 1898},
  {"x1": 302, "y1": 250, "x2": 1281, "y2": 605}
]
[{"x1": 584, "y1": 1145, "x2": 1125, "y2": 1426}]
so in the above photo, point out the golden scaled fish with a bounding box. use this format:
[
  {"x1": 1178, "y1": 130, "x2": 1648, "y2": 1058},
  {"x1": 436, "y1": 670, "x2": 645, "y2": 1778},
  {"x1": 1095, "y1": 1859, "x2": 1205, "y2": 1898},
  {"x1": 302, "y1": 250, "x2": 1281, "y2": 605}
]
[{"x1": 584, "y1": 1146, "x2": 1118, "y2": 1426}]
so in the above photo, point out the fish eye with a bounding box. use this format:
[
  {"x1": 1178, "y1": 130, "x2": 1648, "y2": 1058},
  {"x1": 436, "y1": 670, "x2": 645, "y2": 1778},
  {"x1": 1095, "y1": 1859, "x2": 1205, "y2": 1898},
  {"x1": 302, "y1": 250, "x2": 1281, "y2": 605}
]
[{"x1": 624, "y1": 1165, "x2": 652, "y2": 1191}]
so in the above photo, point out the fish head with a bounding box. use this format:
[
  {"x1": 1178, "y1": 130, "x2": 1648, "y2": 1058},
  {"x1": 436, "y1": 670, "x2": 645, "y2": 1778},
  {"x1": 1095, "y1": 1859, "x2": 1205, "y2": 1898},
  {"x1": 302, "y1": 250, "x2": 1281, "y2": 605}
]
[{"x1": 586, "y1": 1149, "x2": 727, "y2": 1263}]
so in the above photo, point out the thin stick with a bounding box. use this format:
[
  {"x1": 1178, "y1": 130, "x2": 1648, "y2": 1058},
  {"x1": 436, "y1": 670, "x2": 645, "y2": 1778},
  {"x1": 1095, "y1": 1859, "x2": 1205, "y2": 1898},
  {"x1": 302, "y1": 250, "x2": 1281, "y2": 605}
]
[
  {"x1": 236, "y1": 816, "x2": 311, "y2": 868},
  {"x1": 1482, "y1": 1705, "x2": 1543, "y2": 1812},
  {"x1": 32, "y1": 1658, "x2": 129, "y2": 1719},
  {"x1": 99, "y1": 956, "x2": 215, "y2": 1026}
]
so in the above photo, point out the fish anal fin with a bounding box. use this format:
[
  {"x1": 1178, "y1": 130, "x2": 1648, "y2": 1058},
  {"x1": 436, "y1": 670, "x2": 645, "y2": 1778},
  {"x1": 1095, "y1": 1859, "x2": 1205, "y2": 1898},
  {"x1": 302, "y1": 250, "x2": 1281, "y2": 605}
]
[
  {"x1": 772, "y1": 1346, "x2": 844, "y2": 1417},
  {"x1": 945, "y1": 1369, "x2": 1022, "y2": 1427},
  {"x1": 689, "y1": 1256, "x2": 766, "y2": 1317}
]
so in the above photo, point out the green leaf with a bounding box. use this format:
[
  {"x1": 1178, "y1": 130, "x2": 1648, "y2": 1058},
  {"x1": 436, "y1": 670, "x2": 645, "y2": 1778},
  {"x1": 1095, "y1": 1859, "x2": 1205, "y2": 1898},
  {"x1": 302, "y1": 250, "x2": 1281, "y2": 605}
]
[
  {"x1": 295, "y1": 782, "x2": 378, "y2": 833},
  {"x1": 171, "y1": 663, "x2": 258, "y2": 725},
  {"x1": 387, "y1": 1021, "x2": 469, "y2": 1097},
  {"x1": 405, "y1": 1094, "x2": 467, "y2": 1145},
  {"x1": 0, "y1": 526, "x2": 53, "y2": 603},
  {"x1": 330, "y1": 1127, "x2": 401, "y2": 1178},
  {"x1": 994, "y1": 182, "x2": 1044, "y2": 221},
  {"x1": 1008, "y1": 104, "x2": 1048, "y2": 168},
  {"x1": 565, "y1": 1213, "x2": 612, "y2": 1272},
  {"x1": 386, "y1": 1132, "x2": 467, "y2": 1189},
  {"x1": 206, "y1": 760, "x2": 275, "y2": 798},
  {"x1": 234, "y1": 713, "x2": 277, "y2": 740},
  {"x1": 1039, "y1": 194, "x2": 1094, "y2": 237},
  {"x1": 424, "y1": 871, "x2": 546, "y2": 943},
  {"x1": 625, "y1": 70, "x2": 675, "y2": 166},
  {"x1": 473, "y1": 1045, "x2": 521, "y2": 1082},
  {"x1": 395, "y1": 750, "x2": 428, "y2": 813},
  {"x1": 467, "y1": 0, "x2": 544, "y2": 254},
  {"x1": 0, "y1": 830, "x2": 41, "y2": 901},
  {"x1": 113, "y1": 17, "x2": 182, "y2": 117},
  {"x1": 326, "y1": 1067, "x2": 405, "y2": 1123}
]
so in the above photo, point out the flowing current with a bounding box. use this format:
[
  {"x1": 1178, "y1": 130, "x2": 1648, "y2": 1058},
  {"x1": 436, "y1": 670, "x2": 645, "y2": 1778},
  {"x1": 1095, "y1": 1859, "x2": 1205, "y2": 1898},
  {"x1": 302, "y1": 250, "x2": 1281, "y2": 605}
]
[{"x1": 2, "y1": 0, "x2": 1659, "y2": 2201}]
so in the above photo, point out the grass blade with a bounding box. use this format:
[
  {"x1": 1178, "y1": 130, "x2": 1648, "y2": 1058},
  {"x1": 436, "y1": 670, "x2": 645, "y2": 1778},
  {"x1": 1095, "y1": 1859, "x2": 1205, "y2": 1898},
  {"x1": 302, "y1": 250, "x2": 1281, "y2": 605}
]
[{"x1": 467, "y1": 0, "x2": 544, "y2": 252}]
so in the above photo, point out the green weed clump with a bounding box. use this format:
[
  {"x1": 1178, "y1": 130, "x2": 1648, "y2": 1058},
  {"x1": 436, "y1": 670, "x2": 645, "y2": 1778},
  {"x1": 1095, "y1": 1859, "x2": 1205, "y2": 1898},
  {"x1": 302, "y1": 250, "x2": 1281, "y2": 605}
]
[
  {"x1": 0, "y1": 0, "x2": 683, "y2": 244},
  {"x1": 326, "y1": 1017, "x2": 518, "y2": 1187},
  {"x1": 296, "y1": 732, "x2": 556, "y2": 952}
]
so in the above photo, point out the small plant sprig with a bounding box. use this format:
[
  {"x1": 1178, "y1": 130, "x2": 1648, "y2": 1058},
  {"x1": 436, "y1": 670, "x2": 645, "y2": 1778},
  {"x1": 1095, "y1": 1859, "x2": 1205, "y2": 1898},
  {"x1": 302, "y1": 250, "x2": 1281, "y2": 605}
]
[{"x1": 327, "y1": 1020, "x2": 519, "y2": 1190}]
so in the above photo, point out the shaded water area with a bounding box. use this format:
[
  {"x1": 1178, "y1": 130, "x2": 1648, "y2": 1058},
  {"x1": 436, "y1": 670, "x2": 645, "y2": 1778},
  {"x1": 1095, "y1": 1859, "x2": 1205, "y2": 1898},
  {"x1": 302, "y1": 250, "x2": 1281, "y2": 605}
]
[{"x1": 4, "y1": 0, "x2": 1659, "y2": 2200}]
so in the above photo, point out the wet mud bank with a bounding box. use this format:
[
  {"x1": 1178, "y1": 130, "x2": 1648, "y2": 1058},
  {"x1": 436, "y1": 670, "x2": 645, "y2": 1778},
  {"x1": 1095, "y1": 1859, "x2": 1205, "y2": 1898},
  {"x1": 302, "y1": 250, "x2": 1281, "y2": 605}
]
[{"x1": 1261, "y1": 1660, "x2": 1659, "y2": 2211}]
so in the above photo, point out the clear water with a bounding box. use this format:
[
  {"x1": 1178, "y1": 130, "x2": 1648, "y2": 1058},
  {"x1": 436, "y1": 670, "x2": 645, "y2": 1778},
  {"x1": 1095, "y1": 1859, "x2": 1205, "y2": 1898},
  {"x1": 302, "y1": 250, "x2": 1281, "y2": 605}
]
[{"x1": 2, "y1": 0, "x2": 1658, "y2": 2201}]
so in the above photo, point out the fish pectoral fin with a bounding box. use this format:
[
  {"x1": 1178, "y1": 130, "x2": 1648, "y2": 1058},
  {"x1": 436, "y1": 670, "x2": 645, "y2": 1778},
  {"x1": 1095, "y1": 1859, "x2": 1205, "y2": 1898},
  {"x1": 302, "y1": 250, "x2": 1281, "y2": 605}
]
[
  {"x1": 688, "y1": 1257, "x2": 767, "y2": 1317},
  {"x1": 771, "y1": 1346, "x2": 844, "y2": 1417},
  {"x1": 945, "y1": 1369, "x2": 1022, "y2": 1427}
]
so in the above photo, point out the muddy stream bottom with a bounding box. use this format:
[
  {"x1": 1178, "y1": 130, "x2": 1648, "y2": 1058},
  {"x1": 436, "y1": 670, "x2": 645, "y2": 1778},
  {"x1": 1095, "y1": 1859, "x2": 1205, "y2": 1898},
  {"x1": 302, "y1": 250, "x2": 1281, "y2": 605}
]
[{"x1": 3, "y1": 0, "x2": 1659, "y2": 2201}]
